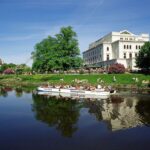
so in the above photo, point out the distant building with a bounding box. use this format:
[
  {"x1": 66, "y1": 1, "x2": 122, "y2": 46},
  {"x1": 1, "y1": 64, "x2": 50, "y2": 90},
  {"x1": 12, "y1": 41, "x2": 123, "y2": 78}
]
[{"x1": 83, "y1": 30, "x2": 149, "y2": 70}]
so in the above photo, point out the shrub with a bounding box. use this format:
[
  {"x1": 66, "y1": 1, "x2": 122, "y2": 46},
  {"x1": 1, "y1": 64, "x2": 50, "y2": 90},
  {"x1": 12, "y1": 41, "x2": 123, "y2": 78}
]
[
  {"x1": 3, "y1": 68, "x2": 15, "y2": 74},
  {"x1": 108, "y1": 63, "x2": 125, "y2": 74}
]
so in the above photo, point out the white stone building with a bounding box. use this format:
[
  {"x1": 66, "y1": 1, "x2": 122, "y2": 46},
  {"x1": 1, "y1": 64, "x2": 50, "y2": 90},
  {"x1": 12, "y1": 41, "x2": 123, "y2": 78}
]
[{"x1": 83, "y1": 30, "x2": 149, "y2": 70}]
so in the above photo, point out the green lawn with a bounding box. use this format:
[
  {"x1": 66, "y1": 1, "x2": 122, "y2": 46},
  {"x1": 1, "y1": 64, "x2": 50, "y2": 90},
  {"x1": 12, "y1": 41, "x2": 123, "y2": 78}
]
[{"x1": 0, "y1": 74, "x2": 149, "y2": 87}]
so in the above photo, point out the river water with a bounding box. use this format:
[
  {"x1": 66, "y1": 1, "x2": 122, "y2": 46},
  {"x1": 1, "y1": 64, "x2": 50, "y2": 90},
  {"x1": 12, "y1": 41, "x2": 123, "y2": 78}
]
[{"x1": 0, "y1": 86, "x2": 150, "y2": 150}]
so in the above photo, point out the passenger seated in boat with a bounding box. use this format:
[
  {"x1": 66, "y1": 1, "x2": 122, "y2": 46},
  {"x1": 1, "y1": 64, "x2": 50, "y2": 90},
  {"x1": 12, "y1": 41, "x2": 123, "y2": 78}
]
[
  {"x1": 90, "y1": 86, "x2": 96, "y2": 91},
  {"x1": 108, "y1": 85, "x2": 112, "y2": 90},
  {"x1": 79, "y1": 86, "x2": 84, "y2": 90},
  {"x1": 56, "y1": 85, "x2": 61, "y2": 88},
  {"x1": 65, "y1": 85, "x2": 69, "y2": 89},
  {"x1": 69, "y1": 86, "x2": 75, "y2": 89},
  {"x1": 86, "y1": 86, "x2": 90, "y2": 90},
  {"x1": 42, "y1": 84, "x2": 48, "y2": 88},
  {"x1": 60, "y1": 85, "x2": 64, "y2": 88},
  {"x1": 75, "y1": 86, "x2": 80, "y2": 90},
  {"x1": 97, "y1": 85, "x2": 102, "y2": 89}
]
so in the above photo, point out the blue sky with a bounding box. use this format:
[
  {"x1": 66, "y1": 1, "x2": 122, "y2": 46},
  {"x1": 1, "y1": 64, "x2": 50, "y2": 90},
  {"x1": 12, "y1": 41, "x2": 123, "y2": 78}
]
[{"x1": 0, "y1": 0, "x2": 150, "y2": 66}]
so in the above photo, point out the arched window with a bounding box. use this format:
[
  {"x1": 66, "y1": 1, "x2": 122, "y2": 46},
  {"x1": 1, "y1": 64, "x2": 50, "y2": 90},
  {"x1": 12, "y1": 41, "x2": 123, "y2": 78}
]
[
  {"x1": 136, "y1": 45, "x2": 138, "y2": 49},
  {"x1": 129, "y1": 53, "x2": 132, "y2": 58},
  {"x1": 139, "y1": 45, "x2": 141, "y2": 49},
  {"x1": 124, "y1": 45, "x2": 126, "y2": 49},
  {"x1": 107, "y1": 47, "x2": 109, "y2": 51},
  {"x1": 130, "y1": 45, "x2": 132, "y2": 49},
  {"x1": 127, "y1": 45, "x2": 129, "y2": 49}
]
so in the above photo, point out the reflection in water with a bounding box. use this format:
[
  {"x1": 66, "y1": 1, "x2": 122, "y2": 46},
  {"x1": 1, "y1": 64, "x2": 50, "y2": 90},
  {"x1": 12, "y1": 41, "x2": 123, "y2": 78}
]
[
  {"x1": 0, "y1": 86, "x2": 10, "y2": 97},
  {"x1": 136, "y1": 99, "x2": 150, "y2": 126},
  {"x1": 32, "y1": 92, "x2": 150, "y2": 134},
  {"x1": 15, "y1": 87, "x2": 23, "y2": 97},
  {"x1": 84, "y1": 95, "x2": 150, "y2": 131},
  {"x1": 1, "y1": 86, "x2": 150, "y2": 150},
  {"x1": 32, "y1": 94, "x2": 82, "y2": 137},
  {"x1": 0, "y1": 86, "x2": 34, "y2": 98},
  {"x1": 0, "y1": 86, "x2": 150, "y2": 134}
]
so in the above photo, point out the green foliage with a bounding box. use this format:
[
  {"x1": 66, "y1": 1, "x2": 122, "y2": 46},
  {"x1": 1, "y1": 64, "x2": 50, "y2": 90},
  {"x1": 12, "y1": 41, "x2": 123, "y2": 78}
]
[
  {"x1": 0, "y1": 63, "x2": 31, "y2": 75},
  {"x1": 32, "y1": 26, "x2": 83, "y2": 73},
  {"x1": 0, "y1": 63, "x2": 16, "y2": 73},
  {"x1": 16, "y1": 64, "x2": 31, "y2": 74},
  {"x1": 136, "y1": 42, "x2": 150, "y2": 70}
]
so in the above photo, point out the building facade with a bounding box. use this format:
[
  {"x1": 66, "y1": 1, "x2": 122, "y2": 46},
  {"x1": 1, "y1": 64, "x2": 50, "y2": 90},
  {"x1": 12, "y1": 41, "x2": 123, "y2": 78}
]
[{"x1": 83, "y1": 30, "x2": 149, "y2": 70}]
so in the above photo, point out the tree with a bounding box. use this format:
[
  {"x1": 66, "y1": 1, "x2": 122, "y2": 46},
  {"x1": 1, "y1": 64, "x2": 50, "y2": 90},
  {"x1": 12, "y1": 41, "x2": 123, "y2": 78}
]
[
  {"x1": 32, "y1": 26, "x2": 83, "y2": 73},
  {"x1": 32, "y1": 36, "x2": 58, "y2": 72},
  {"x1": 16, "y1": 64, "x2": 31, "y2": 74},
  {"x1": 136, "y1": 42, "x2": 150, "y2": 70}
]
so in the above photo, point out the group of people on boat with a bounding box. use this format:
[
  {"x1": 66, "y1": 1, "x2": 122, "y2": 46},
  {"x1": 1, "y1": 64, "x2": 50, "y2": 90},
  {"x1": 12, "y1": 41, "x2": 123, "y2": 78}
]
[{"x1": 41, "y1": 83, "x2": 114, "y2": 92}]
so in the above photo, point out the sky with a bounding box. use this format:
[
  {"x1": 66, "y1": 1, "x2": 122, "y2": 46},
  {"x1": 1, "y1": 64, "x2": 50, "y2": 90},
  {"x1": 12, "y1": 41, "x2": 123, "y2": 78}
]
[{"x1": 0, "y1": 0, "x2": 150, "y2": 66}]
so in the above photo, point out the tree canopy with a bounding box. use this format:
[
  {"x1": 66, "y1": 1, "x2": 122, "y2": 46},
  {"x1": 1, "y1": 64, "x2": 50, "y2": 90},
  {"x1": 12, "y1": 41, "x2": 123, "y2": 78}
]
[
  {"x1": 136, "y1": 42, "x2": 150, "y2": 70},
  {"x1": 32, "y1": 26, "x2": 83, "y2": 73}
]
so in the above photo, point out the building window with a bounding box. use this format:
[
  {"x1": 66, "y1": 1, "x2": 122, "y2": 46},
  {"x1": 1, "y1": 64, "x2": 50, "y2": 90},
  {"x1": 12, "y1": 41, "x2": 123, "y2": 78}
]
[
  {"x1": 124, "y1": 45, "x2": 126, "y2": 49},
  {"x1": 129, "y1": 53, "x2": 132, "y2": 59},
  {"x1": 107, "y1": 54, "x2": 109, "y2": 60},
  {"x1": 124, "y1": 53, "x2": 126, "y2": 59},
  {"x1": 107, "y1": 47, "x2": 109, "y2": 51},
  {"x1": 127, "y1": 45, "x2": 129, "y2": 49},
  {"x1": 135, "y1": 53, "x2": 138, "y2": 57},
  {"x1": 130, "y1": 45, "x2": 132, "y2": 49},
  {"x1": 139, "y1": 45, "x2": 141, "y2": 49},
  {"x1": 136, "y1": 45, "x2": 138, "y2": 49}
]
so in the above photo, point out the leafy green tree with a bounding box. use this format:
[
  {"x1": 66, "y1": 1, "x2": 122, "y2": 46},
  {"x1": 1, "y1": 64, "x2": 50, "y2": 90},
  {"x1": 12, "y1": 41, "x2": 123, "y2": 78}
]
[
  {"x1": 136, "y1": 42, "x2": 150, "y2": 70},
  {"x1": 16, "y1": 64, "x2": 31, "y2": 74},
  {"x1": 0, "y1": 63, "x2": 8, "y2": 73},
  {"x1": 32, "y1": 26, "x2": 83, "y2": 73},
  {"x1": 56, "y1": 26, "x2": 82, "y2": 70},
  {"x1": 32, "y1": 36, "x2": 59, "y2": 72}
]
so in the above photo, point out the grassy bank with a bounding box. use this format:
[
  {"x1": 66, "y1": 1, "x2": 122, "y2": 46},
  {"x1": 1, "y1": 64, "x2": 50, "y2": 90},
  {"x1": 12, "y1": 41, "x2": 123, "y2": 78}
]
[{"x1": 0, "y1": 74, "x2": 150, "y2": 89}]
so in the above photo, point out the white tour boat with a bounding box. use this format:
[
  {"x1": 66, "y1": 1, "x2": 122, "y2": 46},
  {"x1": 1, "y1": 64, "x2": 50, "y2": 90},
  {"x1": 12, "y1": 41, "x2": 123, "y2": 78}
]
[{"x1": 37, "y1": 86, "x2": 116, "y2": 97}]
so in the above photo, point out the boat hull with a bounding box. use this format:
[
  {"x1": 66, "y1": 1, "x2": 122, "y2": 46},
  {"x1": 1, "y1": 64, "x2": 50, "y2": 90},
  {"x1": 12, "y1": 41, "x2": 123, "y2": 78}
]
[
  {"x1": 37, "y1": 87, "x2": 52, "y2": 92},
  {"x1": 37, "y1": 91, "x2": 110, "y2": 99},
  {"x1": 37, "y1": 87, "x2": 112, "y2": 97}
]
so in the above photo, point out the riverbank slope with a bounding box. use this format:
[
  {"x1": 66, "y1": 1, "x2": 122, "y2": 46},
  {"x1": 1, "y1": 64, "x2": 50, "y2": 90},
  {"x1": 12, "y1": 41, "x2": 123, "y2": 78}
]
[{"x1": 0, "y1": 74, "x2": 149, "y2": 89}]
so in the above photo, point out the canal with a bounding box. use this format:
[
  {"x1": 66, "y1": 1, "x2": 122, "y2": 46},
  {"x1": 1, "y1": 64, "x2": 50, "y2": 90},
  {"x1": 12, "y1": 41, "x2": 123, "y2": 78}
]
[{"x1": 0, "y1": 86, "x2": 150, "y2": 150}]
